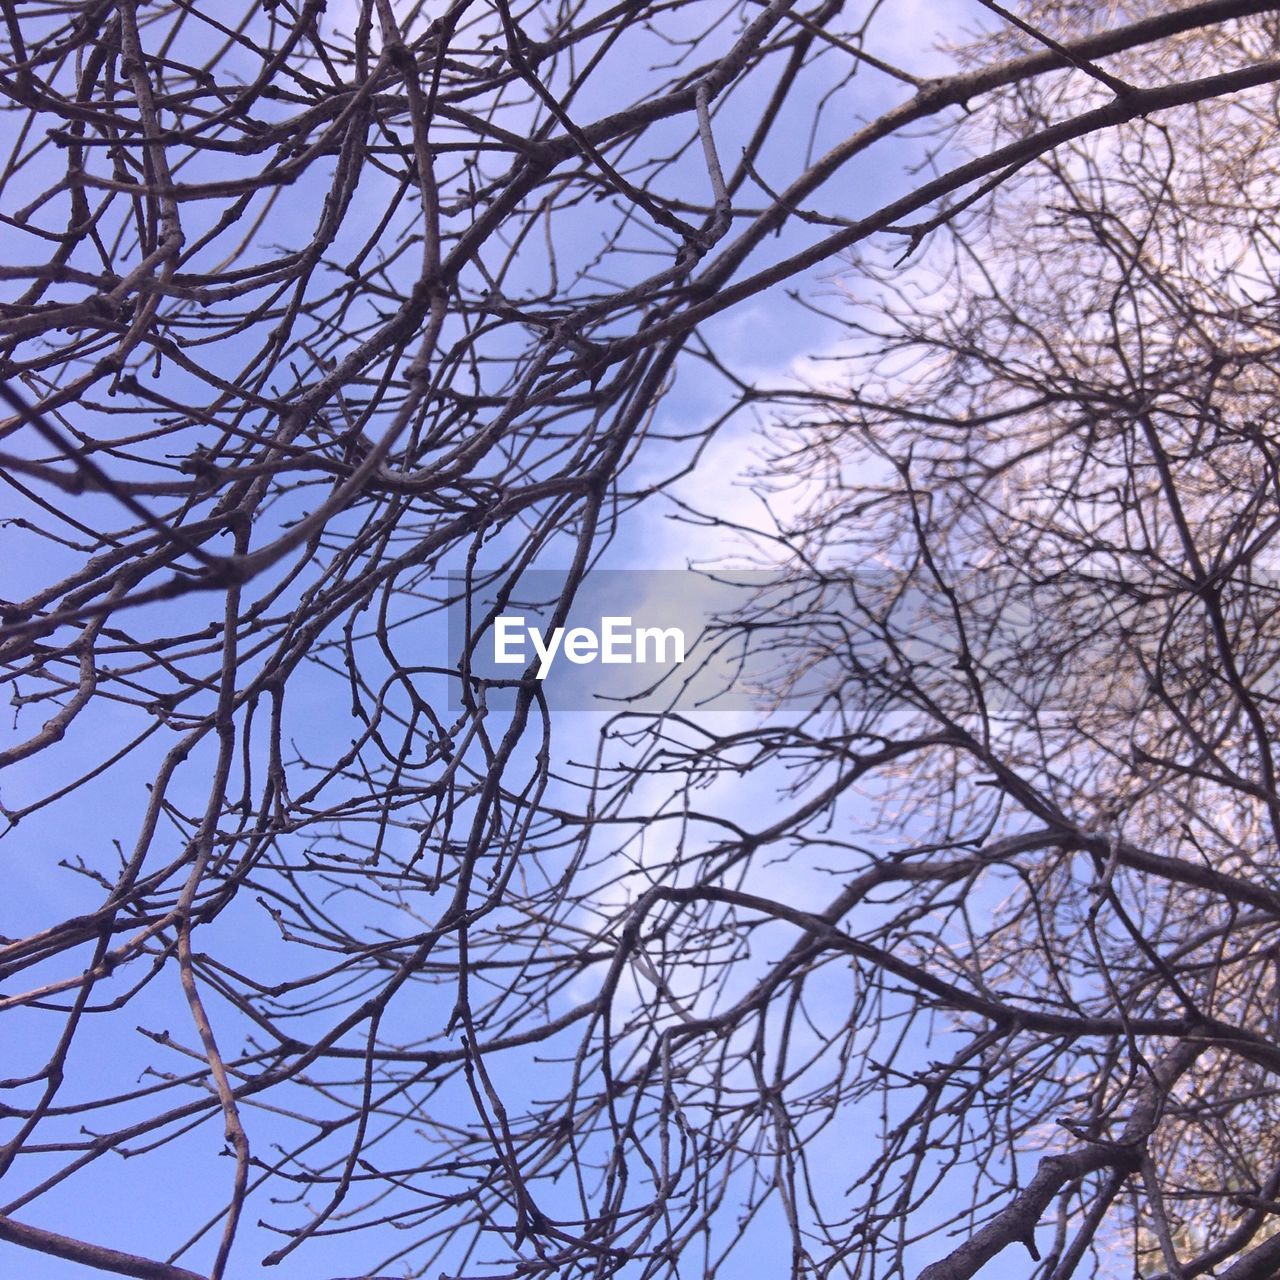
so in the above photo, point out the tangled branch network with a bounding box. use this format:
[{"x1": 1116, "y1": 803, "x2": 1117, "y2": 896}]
[{"x1": 4, "y1": 3, "x2": 1280, "y2": 1279}]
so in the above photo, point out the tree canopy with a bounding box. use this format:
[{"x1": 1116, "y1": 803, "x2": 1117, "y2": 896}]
[{"x1": 3, "y1": 2, "x2": 1280, "y2": 1279}]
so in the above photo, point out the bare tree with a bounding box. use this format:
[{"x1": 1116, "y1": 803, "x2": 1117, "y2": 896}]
[
  {"x1": 713, "y1": 6, "x2": 1280, "y2": 1277},
  {"x1": 2, "y1": 2, "x2": 1280, "y2": 1279}
]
